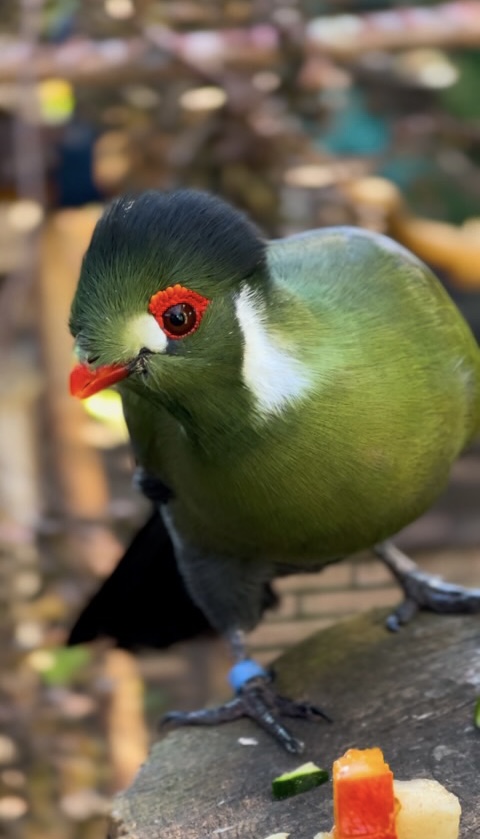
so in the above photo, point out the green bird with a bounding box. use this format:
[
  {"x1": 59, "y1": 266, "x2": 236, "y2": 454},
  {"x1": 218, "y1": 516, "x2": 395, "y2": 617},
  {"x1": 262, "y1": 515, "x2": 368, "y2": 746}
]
[{"x1": 68, "y1": 189, "x2": 480, "y2": 752}]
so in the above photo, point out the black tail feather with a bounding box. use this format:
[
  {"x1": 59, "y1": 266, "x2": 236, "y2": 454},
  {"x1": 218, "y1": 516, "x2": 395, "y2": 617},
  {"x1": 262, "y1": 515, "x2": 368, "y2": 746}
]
[
  {"x1": 68, "y1": 511, "x2": 212, "y2": 651},
  {"x1": 68, "y1": 510, "x2": 279, "y2": 651}
]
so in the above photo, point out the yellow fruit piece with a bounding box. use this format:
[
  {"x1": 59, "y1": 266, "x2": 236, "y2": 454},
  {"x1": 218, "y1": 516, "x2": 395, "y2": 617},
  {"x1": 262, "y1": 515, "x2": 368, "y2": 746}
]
[{"x1": 393, "y1": 779, "x2": 461, "y2": 839}]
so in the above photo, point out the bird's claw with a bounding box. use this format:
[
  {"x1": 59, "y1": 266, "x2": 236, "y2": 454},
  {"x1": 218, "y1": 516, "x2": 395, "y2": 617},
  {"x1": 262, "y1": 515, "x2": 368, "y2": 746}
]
[
  {"x1": 385, "y1": 597, "x2": 419, "y2": 632},
  {"x1": 375, "y1": 541, "x2": 480, "y2": 631},
  {"x1": 161, "y1": 675, "x2": 330, "y2": 754}
]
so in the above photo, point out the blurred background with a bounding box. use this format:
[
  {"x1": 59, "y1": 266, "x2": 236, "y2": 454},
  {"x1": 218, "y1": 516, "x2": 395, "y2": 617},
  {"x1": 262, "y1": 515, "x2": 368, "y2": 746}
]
[{"x1": 1, "y1": 0, "x2": 480, "y2": 836}]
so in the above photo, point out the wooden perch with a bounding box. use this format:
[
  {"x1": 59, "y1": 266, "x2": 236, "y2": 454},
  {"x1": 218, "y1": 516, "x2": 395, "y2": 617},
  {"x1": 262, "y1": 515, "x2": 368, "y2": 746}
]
[
  {"x1": 1, "y1": 2, "x2": 480, "y2": 84},
  {"x1": 109, "y1": 610, "x2": 480, "y2": 839}
]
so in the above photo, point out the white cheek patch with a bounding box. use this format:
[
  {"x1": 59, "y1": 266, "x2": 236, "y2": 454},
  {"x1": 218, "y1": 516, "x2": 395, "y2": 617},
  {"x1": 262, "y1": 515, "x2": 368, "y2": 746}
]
[
  {"x1": 234, "y1": 286, "x2": 312, "y2": 418},
  {"x1": 124, "y1": 313, "x2": 168, "y2": 355}
]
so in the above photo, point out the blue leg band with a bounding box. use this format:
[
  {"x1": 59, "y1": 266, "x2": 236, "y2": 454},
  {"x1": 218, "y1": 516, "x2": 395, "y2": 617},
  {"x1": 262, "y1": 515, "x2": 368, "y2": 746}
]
[{"x1": 228, "y1": 659, "x2": 268, "y2": 693}]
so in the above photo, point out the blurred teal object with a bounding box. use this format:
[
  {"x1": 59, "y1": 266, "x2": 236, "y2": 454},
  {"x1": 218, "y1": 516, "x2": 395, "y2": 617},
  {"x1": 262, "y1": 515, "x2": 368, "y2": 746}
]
[
  {"x1": 380, "y1": 156, "x2": 432, "y2": 190},
  {"x1": 318, "y1": 89, "x2": 390, "y2": 156},
  {"x1": 406, "y1": 168, "x2": 480, "y2": 225}
]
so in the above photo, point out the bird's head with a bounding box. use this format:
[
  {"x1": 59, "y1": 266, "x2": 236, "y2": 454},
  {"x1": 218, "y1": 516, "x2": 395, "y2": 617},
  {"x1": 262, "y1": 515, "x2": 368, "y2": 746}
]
[{"x1": 69, "y1": 190, "x2": 269, "y2": 420}]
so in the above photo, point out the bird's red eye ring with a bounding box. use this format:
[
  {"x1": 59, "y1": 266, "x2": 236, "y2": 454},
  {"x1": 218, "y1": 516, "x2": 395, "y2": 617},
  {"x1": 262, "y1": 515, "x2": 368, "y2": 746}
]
[{"x1": 148, "y1": 284, "x2": 210, "y2": 340}]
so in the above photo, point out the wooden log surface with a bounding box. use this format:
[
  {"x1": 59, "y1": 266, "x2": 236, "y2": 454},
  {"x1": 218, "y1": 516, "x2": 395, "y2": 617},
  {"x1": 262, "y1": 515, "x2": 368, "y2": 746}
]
[{"x1": 109, "y1": 610, "x2": 480, "y2": 839}]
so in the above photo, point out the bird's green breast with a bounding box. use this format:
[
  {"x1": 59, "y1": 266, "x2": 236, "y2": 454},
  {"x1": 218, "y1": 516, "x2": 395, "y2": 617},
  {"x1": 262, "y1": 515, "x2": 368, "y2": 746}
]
[{"x1": 122, "y1": 227, "x2": 480, "y2": 563}]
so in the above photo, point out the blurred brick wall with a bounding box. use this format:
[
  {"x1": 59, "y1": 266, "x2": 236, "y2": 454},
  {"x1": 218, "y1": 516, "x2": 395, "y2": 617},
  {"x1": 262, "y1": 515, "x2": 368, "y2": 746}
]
[{"x1": 252, "y1": 547, "x2": 480, "y2": 665}]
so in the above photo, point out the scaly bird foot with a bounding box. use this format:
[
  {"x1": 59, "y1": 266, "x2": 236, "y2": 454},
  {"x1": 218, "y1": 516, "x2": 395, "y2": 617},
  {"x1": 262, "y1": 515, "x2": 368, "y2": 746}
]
[
  {"x1": 374, "y1": 540, "x2": 480, "y2": 632},
  {"x1": 162, "y1": 661, "x2": 330, "y2": 754}
]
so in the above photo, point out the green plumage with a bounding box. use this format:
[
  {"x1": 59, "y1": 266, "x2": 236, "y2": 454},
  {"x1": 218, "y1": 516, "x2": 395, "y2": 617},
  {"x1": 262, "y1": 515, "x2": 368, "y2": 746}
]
[
  {"x1": 116, "y1": 229, "x2": 479, "y2": 563},
  {"x1": 70, "y1": 190, "x2": 480, "y2": 577}
]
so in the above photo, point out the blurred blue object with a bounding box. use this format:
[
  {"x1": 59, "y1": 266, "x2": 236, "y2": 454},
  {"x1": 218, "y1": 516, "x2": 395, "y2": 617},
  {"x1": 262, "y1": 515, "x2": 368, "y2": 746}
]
[
  {"x1": 380, "y1": 156, "x2": 432, "y2": 190},
  {"x1": 54, "y1": 121, "x2": 103, "y2": 207},
  {"x1": 319, "y1": 89, "x2": 390, "y2": 156},
  {"x1": 42, "y1": 0, "x2": 78, "y2": 43}
]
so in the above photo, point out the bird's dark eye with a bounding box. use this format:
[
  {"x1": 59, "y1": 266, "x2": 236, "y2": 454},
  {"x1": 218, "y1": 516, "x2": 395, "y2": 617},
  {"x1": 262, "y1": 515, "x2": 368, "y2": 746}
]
[
  {"x1": 162, "y1": 303, "x2": 197, "y2": 338},
  {"x1": 149, "y1": 284, "x2": 210, "y2": 338}
]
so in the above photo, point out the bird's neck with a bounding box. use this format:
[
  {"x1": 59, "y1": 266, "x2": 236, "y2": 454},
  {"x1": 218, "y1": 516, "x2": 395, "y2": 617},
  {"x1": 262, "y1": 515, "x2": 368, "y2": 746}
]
[{"x1": 162, "y1": 377, "x2": 263, "y2": 460}]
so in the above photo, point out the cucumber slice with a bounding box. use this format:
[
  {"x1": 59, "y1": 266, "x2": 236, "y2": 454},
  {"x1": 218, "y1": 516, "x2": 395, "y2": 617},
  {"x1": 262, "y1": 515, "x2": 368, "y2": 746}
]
[
  {"x1": 474, "y1": 697, "x2": 480, "y2": 729},
  {"x1": 272, "y1": 761, "x2": 329, "y2": 800}
]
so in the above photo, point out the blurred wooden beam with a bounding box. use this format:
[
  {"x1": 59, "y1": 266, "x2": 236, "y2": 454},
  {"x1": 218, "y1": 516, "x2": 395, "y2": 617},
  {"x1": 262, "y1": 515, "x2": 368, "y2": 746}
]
[
  {"x1": 38, "y1": 208, "x2": 110, "y2": 520},
  {"x1": 307, "y1": 1, "x2": 480, "y2": 58},
  {"x1": 0, "y1": 31, "x2": 275, "y2": 85},
  {"x1": 0, "y1": 2, "x2": 479, "y2": 84},
  {"x1": 0, "y1": 355, "x2": 43, "y2": 530},
  {"x1": 103, "y1": 649, "x2": 148, "y2": 792}
]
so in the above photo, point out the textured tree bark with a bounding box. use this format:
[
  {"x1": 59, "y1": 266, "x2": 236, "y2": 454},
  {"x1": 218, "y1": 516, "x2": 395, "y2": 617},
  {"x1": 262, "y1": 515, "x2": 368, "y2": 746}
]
[{"x1": 108, "y1": 610, "x2": 480, "y2": 839}]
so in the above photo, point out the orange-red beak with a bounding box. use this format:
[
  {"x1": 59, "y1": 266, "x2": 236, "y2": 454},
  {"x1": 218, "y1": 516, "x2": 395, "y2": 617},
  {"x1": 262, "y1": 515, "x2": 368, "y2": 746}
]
[{"x1": 69, "y1": 362, "x2": 130, "y2": 399}]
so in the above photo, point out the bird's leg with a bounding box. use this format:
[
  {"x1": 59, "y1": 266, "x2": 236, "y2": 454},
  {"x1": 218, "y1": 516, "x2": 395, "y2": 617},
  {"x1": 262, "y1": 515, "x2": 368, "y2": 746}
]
[
  {"x1": 163, "y1": 628, "x2": 330, "y2": 754},
  {"x1": 374, "y1": 539, "x2": 480, "y2": 632},
  {"x1": 159, "y1": 510, "x2": 330, "y2": 752},
  {"x1": 227, "y1": 628, "x2": 331, "y2": 752}
]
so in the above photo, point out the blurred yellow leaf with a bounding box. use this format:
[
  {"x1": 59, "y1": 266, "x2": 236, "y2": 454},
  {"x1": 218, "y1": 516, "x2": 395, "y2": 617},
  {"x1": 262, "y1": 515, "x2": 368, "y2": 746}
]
[
  {"x1": 27, "y1": 646, "x2": 91, "y2": 687},
  {"x1": 83, "y1": 390, "x2": 128, "y2": 438},
  {"x1": 38, "y1": 78, "x2": 75, "y2": 125}
]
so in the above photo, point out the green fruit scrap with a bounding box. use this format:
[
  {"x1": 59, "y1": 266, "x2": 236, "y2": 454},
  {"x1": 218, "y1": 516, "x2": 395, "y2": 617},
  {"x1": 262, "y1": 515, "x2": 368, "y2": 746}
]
[
  {"x1": 474, "y1": 698, "x2": 480, "y2": 729},
  {"x1": 272, "y1": 761, "x2": 329, "y2": 800}
]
